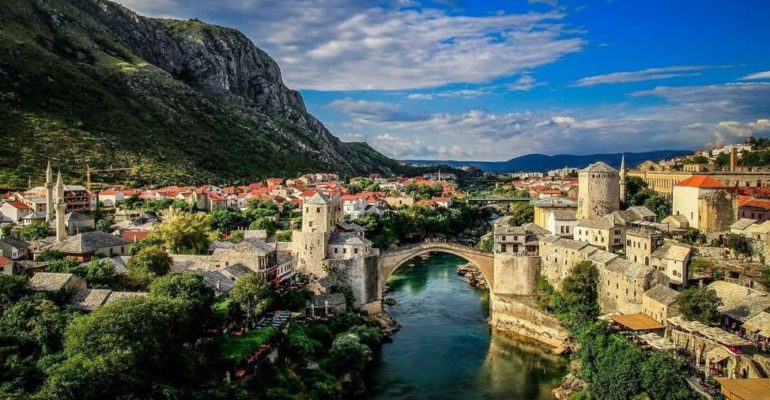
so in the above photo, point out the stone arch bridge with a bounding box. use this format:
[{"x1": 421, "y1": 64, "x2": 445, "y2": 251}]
[{"x1": 379, "y1": 242, "x2": 495, "y2": 289}]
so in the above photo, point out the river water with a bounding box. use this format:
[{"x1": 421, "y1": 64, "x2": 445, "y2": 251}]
[{"x1": 363, "y1": 253, "x2": 567, "y2": 400}]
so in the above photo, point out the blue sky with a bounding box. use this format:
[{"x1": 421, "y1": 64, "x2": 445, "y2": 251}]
[{"x1": 118, "y1": 0, "x2": 770, "y2": 161}]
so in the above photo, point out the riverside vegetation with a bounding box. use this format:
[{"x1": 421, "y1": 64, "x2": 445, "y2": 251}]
[{"x1": 534, "y1": 261, "x2": 697, "y2": 400}]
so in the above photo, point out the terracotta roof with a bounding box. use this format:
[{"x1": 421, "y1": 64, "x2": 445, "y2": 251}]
[
  {"x1": 121, "y1": 230, "x2": 151, "y2": 242},
  {"x1": 0, "y1": 256, "x2": 12, "y2": 267},
  {"x1": 741, "y1": 198, "x2": 770, "y2": 211},
  {"x1": 3, "y1": 201, "x2": 30, "y2": 210},
  {"x1": 676, "y1": 175, "x2": 726, "y2": 189}
]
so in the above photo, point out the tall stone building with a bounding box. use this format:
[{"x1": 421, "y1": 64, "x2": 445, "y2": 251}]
[
  {"x1": 292, "y1": 192, "x2": 380, "y2": 311},
  {"x1": 576, "y1": 162, "x2": 620, "y2": 221},
  {"x1": 293, "y1": 192, "x2": 343, "y2": 277}
]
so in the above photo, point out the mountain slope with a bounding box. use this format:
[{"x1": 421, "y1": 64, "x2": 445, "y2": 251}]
[
  {"x1": 407, "y1": 150, "x2": 691, "y2": 172},
  {"x1": 0, "y1": 0, "x2": 397, "y2": 188}
]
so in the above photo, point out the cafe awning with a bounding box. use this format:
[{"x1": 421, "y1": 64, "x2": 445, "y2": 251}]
[
  {"x1": 718, "y1": 378, "x2": 770, "y2": 400},
  {"x1": 611, "y1": 313, "x2": 665, "y2": 331}
]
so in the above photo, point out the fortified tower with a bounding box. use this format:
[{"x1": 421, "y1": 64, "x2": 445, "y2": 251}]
[
  {"x1": 293, "y1": 192, "x2": 342, "y2": 277},
  {"x1": 45, "y1": 161, "x2": 54, "y2": 221},
  {"x1": 576, "y1": 161, "x2": 620, "y2": 220},
  {"x1": 54, "y1": 171, "x2": 67, "y2": 242}
]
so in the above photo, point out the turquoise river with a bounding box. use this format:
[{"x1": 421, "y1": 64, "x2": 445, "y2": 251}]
[{"x1": 363, "y1": 252, "x2": 568, "y2": 400}]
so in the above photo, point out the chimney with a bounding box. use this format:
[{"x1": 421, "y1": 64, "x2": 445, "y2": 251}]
[{"x1": 730, "y1": 147, "x2": 738, "y2": 172}]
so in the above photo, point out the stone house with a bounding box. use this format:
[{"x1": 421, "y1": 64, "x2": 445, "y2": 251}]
[
  {"x1": 494, "y1": 221, "x2": 549, "y2": 256},
  {"x1": 533, "y1": 197, "x2": 577, "y2": 228},
  {"x1": 625, "y1": 227, "x2": 664, "y2": 266},
  {"x1": 545, "y1": 208, "x2": 577, "y2": 238},
  {"x1": 42, "y1": 231, "x2": 129, "y2": 262},
  {"x1": 65, "y1": 212, "x2": 96, "y2": 235},
  {"x1": 650, "y1": 242, "x2": 692, "y2": 287},
  {"x1": 306, "y1": 293, "x2": 347, "y2": 317},
  {"x1": 574, "y1": 214, "x2": 625, "y2": 252},
  {"x1": 0, "y1": 201, "x2": 32, "y2": 223},
  {"x1": 642, "y1": 284, "x2": 680, "y2": 323},
  {"x1": 29, "y1": 272, "x2": 86, "y2": 292},
  {"x1": 0, "y1": 237, "x2": 29, "y2": 260},
  {"x1": 738, "y1": 197, "x2": 770, "y2": 222},
  {"x1": 672, "y1": 175, "x2": 733, "y2": 232},
  {"x1": 384, "y1": 195, "x2": 414, "y2": 209}
]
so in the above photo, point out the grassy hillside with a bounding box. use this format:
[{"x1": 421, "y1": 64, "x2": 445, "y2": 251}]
[{"x1": 0, "y1": 0, "x2": 397, "y2": 189}]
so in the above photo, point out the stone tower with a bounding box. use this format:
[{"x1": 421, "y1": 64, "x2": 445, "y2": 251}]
[
  {"x1": 45, "y1": 161, "x2": 54, "y2": 221},
  {"x1": 55, "y1": 171, "x2": 67, "y2": 242},
  {"x1": 293, "y1": 192, "x2": 342, "y2": 277},
  {"x1": 576, "y1": 161, "x2": 620, "y2": 220},
  {"x1": 619, "y1": 154, "x2": 627, "y2": 204}
]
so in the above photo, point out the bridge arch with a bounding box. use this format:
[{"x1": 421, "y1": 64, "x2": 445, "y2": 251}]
[{"x1": 378, "y1": 242, "x2": 495, "y2": 292}]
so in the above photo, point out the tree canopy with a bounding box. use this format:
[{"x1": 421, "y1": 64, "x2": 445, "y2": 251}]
[
  {"x1": 153, "y1": 210, "x2": 211, "y2": 255},
  {"x1": 678, "y1": 287, "x2": 722, "y2": 324}
]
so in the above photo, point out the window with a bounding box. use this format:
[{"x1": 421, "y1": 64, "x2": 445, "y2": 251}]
[
  {"x1": 343, "y1": 248, "x2": 347, "y2": 254},
  {"x1": 334, "y1": 248, "x2": 338, "y2": 253},
  {"x1": 354, "y1": 248, "x2": 359, "y2": 254},
  {"x1": 316, "y1": 207, "x2": 320, "y2": 213},
  {"x1": 501, "y1": 236, "x2": 506, "y2": 241}
]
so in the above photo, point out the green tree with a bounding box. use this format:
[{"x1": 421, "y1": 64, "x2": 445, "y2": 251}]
[
  {"x1": 127, "y1": 246, "x2": 171, "y2": 286},
  {"x1": 508, "y1": 202, "x2": 534, "y2": 226},
  {"x1": 13, "y1": 221, "x2": 53, "y2": 241},
  {"x1": 640, "y1": 352, "x2": 694, "y2": 400},
  {"x1": 230, "y1": 273, "x2": 271, "y2": 320},
  {"x1": 249, "y1": 217, "x2": 277, "y2": 236},
  {"x1": 476, "y1": 235, "x2": 493, "y2": 252},
  {"x1": 128, "y1": 235, "x2": 165, "y2": 255},
  {"x1": 41, "y1": 297, "x2": 193, "y2": 399},
  {"x1": 153, "y1": 210, "x2": 211, "y2": 255},
  {"x1": 727, "y1": 233, "x2": 753, "y2": 258},
  {"x1": 210, "y1": 208, "x2": 247, "y2": 233},
  {"x1": 149, "y1": 272, "x2": 215, "y2": 320},
  {"x1": 328, "y1": 332, "x2": 372, "y2": 373},
  {"x1": 561, "y1": 261, "x2": 600, "y2": 331},
  {"x1": 95, "y1": 219, "x2": 111, "y2": 232},
  {"x1": 624, "y1": 176, "x2": 648, "y2": 201},
  {"x1": 678, "y1": 287, "x2": 722, "y2": 324},
  {"x1": 84, "y1": 259, "x2": 118, "y2": 288},
  {"x1": 0, "y1": 275, "x2": 28, "y2": 314}
]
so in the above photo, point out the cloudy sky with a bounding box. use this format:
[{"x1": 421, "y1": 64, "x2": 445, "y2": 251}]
[{"x1": 117, "y1": 0, "x2": 770, "y2": 161}]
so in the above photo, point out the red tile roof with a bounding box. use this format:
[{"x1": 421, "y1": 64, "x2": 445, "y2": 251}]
[
  {"x1": 741, "y1": 198, "x2": 770, "y2": 211},
  {"x1": 122, "y1": 231, "x2": 151, "y2": 242},
  {"x1": 0, "y1": 257, "x2": 12, "y2": 267},
  {"x1": 3, "y1": 201, "x2": 30, "y2": 210},
  {"x1": 676, "y1": 175, "x2": 726, "y2": 189}
]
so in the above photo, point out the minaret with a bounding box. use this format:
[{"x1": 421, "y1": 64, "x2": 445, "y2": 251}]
[
  {"x1": 55, "y1": 171, "x2": 67, "y2": 242},
  {"x1": 45, "y1": 160, "x2": 54, "y2": 221},
  {"x1": 619, "y1": 154, "x2": 627, "y2": 204}
]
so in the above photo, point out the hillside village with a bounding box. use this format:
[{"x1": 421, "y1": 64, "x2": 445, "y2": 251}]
[{"x1": 3, "y1": 140, "x2": 770, "y2": 398}]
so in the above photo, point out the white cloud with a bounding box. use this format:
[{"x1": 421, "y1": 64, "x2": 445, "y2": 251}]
[
  {"x1": 332, "y1": 82, "x2": 770, "y2": 159},
  {"x1": 406, "y1": 88, "x2": 491, "y2": 100},
  {"x1": 507, "y1": 75, "x2": 545, "y2": 91},
  {"x1": 114, "y1": 0, "x2": 584, "y2": 90},
  {"x1": 740, "y1": 71, "x2": 770, "y2": 80},
  {"x1": 573, "y1": 65, "x2": 708, "y2": 87}
]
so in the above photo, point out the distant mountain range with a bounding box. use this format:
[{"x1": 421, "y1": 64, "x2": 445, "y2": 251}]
[{"x1": 406, "y1": 150, "x2": 692, "y2": 172}]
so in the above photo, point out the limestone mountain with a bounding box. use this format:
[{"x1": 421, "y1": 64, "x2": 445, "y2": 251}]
[{"x1": 0, "y1": 0, "x2": 401, "y2": 188}]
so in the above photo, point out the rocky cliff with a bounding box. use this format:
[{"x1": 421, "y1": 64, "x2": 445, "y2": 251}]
[{"x1": 0, "y1": 0, "x2": 401, "y2": 187}]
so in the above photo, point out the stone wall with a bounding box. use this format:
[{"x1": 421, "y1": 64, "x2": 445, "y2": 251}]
[
  {"x1": 489, "y1": 295, "x2": 568, "y2": 348},
  {"x1": 493, "y1": 254, "x2": 540, "y2": 296}
]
